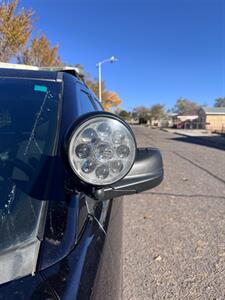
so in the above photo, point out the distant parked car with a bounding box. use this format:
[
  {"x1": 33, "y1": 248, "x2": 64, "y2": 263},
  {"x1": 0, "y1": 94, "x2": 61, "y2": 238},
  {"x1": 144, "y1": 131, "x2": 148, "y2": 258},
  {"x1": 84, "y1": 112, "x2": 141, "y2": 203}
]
[
  {"x1": 0, "y1": 63, "x2": 163, "y2": 300},
  {"x1": 177, "y1": 122, "x2": 185, "y2": 129}
]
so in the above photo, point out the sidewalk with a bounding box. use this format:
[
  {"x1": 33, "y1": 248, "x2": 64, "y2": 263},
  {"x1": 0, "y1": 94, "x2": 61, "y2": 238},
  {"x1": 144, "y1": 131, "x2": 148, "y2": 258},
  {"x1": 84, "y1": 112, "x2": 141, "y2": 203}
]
[{"x1": 161, "y1": 128, "x2": 225, "y2": 147}]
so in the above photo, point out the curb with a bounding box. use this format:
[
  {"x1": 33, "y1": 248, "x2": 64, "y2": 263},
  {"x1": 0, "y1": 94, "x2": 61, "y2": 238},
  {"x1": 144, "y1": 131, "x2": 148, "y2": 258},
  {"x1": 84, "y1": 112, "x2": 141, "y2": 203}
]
[
  {"x1": 159, "y1": 128, "x2": 225, "y2": 149},
  {"x1": 160, "y1": 128, "x2": 169, "y2": 133},
  {"x1": 170, "y1": 131, "x2": 225, "y2": 149}
]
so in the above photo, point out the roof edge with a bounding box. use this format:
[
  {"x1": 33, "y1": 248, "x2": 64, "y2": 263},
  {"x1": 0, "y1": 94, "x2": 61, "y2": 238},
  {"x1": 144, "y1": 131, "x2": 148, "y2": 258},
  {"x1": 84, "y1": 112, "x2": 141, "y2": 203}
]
[{"x1": 0, "y1": 62, "x2": 85, "y2": 80}]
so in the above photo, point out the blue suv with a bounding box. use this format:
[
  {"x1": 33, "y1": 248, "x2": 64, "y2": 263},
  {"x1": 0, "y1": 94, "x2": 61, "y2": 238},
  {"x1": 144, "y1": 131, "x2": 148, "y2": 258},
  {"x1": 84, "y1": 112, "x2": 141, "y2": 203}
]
[{"x1": 0, "y1": 64, "x2": 163, "y2": 300}]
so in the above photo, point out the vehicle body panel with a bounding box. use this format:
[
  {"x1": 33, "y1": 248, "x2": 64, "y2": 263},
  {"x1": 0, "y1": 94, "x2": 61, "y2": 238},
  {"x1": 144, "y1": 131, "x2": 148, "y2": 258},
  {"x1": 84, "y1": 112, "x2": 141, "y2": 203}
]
[{"x1": 0, "y1": 69, "x2": 122, "y2": 299}]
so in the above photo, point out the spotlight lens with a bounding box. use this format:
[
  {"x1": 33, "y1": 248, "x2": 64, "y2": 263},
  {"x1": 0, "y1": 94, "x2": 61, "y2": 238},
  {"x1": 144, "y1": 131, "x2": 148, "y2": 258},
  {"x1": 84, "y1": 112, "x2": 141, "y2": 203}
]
[
  {"x1": 75, "y1": 143, "x2": 90, "y2": 159},
  {"x1": 95, "y1": 164, "x2": 109, "y2": 179},
  {"x1": 110, "y1": 160, "x2": 123, "y2": 173},
  {"x1": 112, "y1": 130, "x2": 125, "y2": 144},
  {"x1": 95, "y1": 143, "x2": 114, "y2": 161},
  {"x1": 68, "y1": 115, "x2": 136, "y2": 185},
  {"x1": 97, "y1": 122, "x2": 112, "y2": 138},
  {"x1": 82, "y1": 128, "x2": 98, "y2": 143},
  {"x1": 116, "y1": 145, "x2": 130, "y2": 158},
  {"x1": 81, "y1": 159, "x2": 96, "y2": 173}
]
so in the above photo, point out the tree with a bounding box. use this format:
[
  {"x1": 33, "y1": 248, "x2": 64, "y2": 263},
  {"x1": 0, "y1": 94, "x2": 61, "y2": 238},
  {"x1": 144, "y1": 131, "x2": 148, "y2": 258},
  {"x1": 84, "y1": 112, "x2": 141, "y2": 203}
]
[
  {"x1": 86, "y1": 78, "x2": 122, "y2": 111},
  {"x1": 118, "y1": 110, "x2": 130, "y2": 120},
  {"x1": 133, "y1": 106, "x2": 151, "y2": 118},
  {"x1": 133, "y1": 106, "x2": 151, "y2": 123},
  {"x1": 173, "y1": 98, "x2": 200, "y2": 114},
  {"x1": 102, "y1": 90, "x2": 122, "y2": 111},
  {"x1": 214, "y1": 97, "x2": 225, "y2": 107},
  {"x1": 18, "y1": 34, "x2": 62, "y2": 66},
  {"x1": 114, "y1": 107, "x2": 122, "y2": 115},
  {"x1": 0, "y1": 0, "x2": 33, "y2": 62},
  {"x1": 0, "y1": 0, "x2": 62, "y2": 66},
  {"x1": 133, "y1": 106, "x2": 149, "y2": 114},
  {"x1": 150, "y1": 104, "x2": 166, "y2": 120}
]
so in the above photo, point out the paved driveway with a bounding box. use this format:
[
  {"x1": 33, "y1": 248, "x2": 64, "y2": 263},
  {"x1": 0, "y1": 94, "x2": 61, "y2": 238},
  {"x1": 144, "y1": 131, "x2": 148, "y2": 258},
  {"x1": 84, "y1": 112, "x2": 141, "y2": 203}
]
[{"x1": 122, "y1": 126, "x2": 225, "y2": 300}]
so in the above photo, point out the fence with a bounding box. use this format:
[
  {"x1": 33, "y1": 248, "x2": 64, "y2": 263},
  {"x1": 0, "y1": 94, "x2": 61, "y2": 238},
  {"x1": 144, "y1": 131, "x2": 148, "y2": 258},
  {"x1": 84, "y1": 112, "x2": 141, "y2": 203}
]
[{"x1": 209, "y1": 123, "x2": 225, "y2": 135}]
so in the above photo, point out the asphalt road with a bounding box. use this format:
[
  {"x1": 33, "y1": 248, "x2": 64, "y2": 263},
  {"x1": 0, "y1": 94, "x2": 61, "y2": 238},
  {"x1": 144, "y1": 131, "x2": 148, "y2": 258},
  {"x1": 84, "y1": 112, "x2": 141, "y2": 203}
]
[{"x1": 122, "y1": 126, "x2": 225, "y2": 300}]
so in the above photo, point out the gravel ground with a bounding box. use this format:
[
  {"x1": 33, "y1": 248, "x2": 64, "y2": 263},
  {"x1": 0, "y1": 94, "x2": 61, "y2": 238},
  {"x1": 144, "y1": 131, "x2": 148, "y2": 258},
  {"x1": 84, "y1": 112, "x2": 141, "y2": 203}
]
[{"x1": 122, "y1": 126, "x2": 225, "y2": 300}]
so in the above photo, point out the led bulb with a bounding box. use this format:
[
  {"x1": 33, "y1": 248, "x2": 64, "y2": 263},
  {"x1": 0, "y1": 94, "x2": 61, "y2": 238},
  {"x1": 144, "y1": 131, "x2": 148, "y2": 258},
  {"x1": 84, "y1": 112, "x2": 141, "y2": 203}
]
[
  {"x1": 97, "y1": 122, "x2": 112, "y2": 138},
  {"x1": 75, "y1": 143, "x2": 90, "y2": 159},
  {"x1": 82, "y1": 128, "x2": 98, "y2": 143},
  {"x1": 82, "y1": 159, "x2": 96, "y2": 173},
  {"x1": 116, "y1": 145, "x2": 130, "y2": 158},
  {"x1": 110, "y1": 160, "x2": 123, "y2": 173},
  {"x1": 95, "y1": 164, "x2": 109, "y2": 179},
  {"x1": 112, "y1": 130, "x2": 125, "y2": 144},
  {"x1": 95, "y1": 143, "x2": 114, "y2": 161}
]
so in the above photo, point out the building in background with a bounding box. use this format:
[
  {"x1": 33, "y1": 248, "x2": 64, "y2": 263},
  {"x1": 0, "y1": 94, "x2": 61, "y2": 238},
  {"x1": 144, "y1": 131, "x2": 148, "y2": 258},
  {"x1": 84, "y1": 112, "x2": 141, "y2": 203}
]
[
  {"x1": 198, "y1": 107, "x2": 225, "y2": 133},
  {"x1": 168, "y1": 112, "x2": 199, "y2": 129}
]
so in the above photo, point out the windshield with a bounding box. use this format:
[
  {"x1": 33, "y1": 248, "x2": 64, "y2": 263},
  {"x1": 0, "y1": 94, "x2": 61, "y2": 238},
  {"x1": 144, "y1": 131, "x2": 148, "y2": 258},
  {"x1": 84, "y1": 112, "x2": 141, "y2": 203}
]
[{"x1": 0, "y1": 77, "x2": 60, "y2": 283}]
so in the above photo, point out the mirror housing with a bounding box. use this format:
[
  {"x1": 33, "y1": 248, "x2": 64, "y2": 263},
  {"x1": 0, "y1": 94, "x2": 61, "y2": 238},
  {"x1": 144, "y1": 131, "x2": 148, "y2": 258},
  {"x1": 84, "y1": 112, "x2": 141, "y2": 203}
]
[{"x1": 94, "y1": 147, "x2": 163, "y2": 201}]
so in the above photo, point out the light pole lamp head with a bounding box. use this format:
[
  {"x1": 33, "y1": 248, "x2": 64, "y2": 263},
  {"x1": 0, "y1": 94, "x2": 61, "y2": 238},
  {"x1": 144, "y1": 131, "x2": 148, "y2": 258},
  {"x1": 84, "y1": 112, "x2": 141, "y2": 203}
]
[{"x1": 110, "y1": 56, "x2": 118, "y2": 63}]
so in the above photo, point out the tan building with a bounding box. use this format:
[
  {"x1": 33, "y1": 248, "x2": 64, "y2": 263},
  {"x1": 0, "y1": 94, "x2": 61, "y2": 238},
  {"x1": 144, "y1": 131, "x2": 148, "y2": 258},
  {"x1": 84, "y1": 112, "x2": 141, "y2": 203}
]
[{"x1": 198, "y1": 107, "x2": 225, "y2": 133}]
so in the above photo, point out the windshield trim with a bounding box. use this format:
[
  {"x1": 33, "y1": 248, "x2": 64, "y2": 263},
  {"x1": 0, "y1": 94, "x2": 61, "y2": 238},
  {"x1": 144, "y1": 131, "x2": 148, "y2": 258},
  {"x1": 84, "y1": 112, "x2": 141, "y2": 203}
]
[{"x1": 34, "y1": 77, "x2": 63, "y2": 241}]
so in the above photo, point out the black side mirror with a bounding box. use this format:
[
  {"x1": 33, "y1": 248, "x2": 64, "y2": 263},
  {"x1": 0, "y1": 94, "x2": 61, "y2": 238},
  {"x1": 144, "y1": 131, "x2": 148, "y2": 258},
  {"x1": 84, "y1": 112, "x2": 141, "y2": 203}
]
[{"x1": 94, "y1": 147, "x2": 163, "y2": 201}]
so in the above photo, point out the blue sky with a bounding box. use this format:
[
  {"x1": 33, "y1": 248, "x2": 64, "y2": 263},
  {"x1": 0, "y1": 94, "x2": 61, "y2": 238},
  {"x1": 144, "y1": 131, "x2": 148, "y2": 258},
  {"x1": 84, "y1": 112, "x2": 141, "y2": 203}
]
[{"x1": 19, "y1": 0, "x2": 225, "y2": 110}]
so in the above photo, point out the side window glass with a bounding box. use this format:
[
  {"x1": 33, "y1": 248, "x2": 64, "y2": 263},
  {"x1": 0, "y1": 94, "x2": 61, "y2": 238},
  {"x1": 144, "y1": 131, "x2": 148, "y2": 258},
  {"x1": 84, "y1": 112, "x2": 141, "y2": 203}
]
[
  {"x1": 94, "y1": 98, "x2": 104, "y2": 111},
  {"x1": 76, "y1": 86, "x2": 96, "y2": 114}
]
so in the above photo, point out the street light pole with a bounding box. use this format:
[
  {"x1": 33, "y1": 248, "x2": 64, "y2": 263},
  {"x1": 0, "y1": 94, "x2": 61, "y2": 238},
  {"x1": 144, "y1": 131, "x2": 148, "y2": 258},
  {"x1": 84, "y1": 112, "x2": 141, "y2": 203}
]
[
  {"x1": 98, "y1": 62, "x2": 102, "y2": 102},
  {"x1": 96, "y1": 56, "x2": 118, "y2": 103}
]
